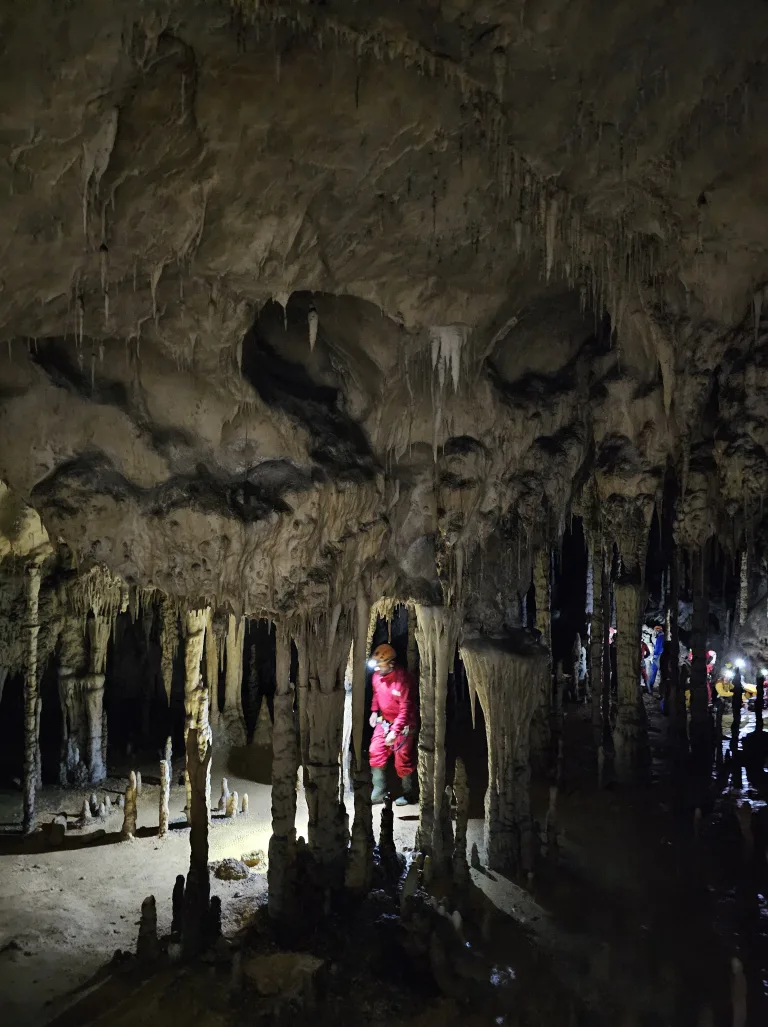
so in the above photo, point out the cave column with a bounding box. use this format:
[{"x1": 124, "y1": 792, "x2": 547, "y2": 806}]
[
  {"x1": 413, "y1": 604, "x2": 458, "y2": 869},
  {"x1": 184, "y1": 609, "x2": 211, "y2": 824},
  {"x1": 306, "y1": 606, "x2": 352, "y2": 888},
  {"x1": 689, "y1": 544, "x2": 712, "y2": 776},
  {"x1": 589, "y1": 541, "x2": 604, "y2": 747},
  {"x1": 204, "y1": 608, "x2": 220, "y2": 737},
  {"x1": 613, "y1": 574, "x2": 650, "y2": 783},
  {"x1": 461, "y1": 641, "x2": 548, "y2": 875},
  {"x1": 22, "y1": 563, "x2": 42, "y2": 834},
  {"x1": 181, "y1": 607, "x2": 212, "y2": 957},
  {"x1": 530, "y1": 548, "x2": 553, "y2": 768},
  {"x1": 222, "y1": 613, "x2": 247, "y2": 746},
  {"x1": 57, "y1": 615, "x2": 89, "y2": 785},
  {"x1": 346, "y1": 584, "x2": 373, "y2": 893},
  {"x1": 84, "y1": 612, "x2": 109, "y2": 783},
  {"x1": 268, "y1": 624, "x2": 299, "y2": 920}
]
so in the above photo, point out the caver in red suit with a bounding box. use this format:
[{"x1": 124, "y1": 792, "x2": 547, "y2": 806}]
[{"x1": 368, "y1": 643, "x2": 418, "y2": 805}]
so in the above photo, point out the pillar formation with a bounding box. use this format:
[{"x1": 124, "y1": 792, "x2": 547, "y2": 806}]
[
  {"x1": 613, "y1": 581, "x2": 650, "y2": 782},
  {"x1": 305, "y1": 606, "x2": 352, "y2": 887},
  {"x1": 184, "y1": 609, "x2": 210, "y2": 823},
  {"x1": 222, "y1": 613, "x2": 247, "y2": 746},
  {"x1": 268, "y1": 625, "x2": 299, "y2": 920},
  {"x1": 589, "y1": 542, "x2": 604, "y2": 746},
  {"x1": 461, "y1": 639, "x2": 548, "y2": 875},
  {"x1": 22, "y1": 564, "x2": 42, "y2": 834},
  {"x1": 413, "y1": 604, "x2": 458, "y2": 868},
  {"x1": 347, "y1": 586, "x2": 373, "y2": 893},
  {"x1": 530, "y1": 548, "x2": 552, "y2": 766},
  {"x1": 85, "y1": 613, "x2": 109, "y2": 783}
]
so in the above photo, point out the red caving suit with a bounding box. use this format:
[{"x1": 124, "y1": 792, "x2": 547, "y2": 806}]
[{"x1": 369, "y1": 666, "x2": 417, "y2": 777}]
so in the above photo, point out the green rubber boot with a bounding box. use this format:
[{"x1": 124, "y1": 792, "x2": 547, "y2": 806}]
[
  {"x1": 371, "y1": 767, "x2": 387, "y2": 805},
  {"x1": 395, "y1": 773, "x2": 416, "y2": 806}
]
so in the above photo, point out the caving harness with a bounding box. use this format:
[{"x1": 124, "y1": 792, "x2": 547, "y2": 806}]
[{"x1": 374, "y1": 715, "x2": 412, "y2": 753}]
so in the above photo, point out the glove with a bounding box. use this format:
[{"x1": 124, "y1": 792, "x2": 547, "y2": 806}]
[
  {"x1": 385, "y1": 731, "x2": 396, "y2": 746},
  {"x1": 369, "y1": 712, "x2": 378, "y2": 728}
]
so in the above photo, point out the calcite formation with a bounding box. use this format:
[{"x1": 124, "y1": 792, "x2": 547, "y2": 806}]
[{"x1": 1, "y1": 0, "x2": 768, "y2": 969}]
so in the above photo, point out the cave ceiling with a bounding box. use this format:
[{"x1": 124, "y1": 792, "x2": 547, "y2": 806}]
[{"x1": 1, "y1": 0, "x2": 768, "y2": 617}]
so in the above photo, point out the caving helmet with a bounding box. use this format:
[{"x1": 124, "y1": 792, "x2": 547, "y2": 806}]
[{"x1": 369, "y1": 643, "x2": 397, "y2": 673}]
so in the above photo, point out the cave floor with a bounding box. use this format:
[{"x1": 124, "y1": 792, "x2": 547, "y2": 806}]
[{"x1": 0, "y1": 702, "x2": 765, "y2": 1026}]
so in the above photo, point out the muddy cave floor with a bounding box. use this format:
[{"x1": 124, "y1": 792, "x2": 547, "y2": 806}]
[{"x1": 1, "y1": 702, "x2": 767, "y2": 1027}]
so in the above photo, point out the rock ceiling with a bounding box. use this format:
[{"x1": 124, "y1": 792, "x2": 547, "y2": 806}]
[{"x1": 1, "y1": 0, "x2": 768, "y2": 618}]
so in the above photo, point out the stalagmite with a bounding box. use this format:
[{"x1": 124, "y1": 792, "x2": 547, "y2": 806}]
[
  {"x1": 413, "y1": 605, "x2": 458, "y2": 869},
  {"x1": 171, "y1": 874, "x2": 185, "y2": 936},
  {"x1": 159, "y1": 759, "x2": 170, "y2": 837},
  {"x1": 22, "y1": 564, "x2": 42, "y2": 833},
  {"x1": 121, "y1": 771, "x2": 137, "y2": 839},
  {"x1": 218, "y1": 778, "x2": 230, "y2": 812},
  {"x1": 226, "y1": 790, "x2": 239, "y2": 817},
  {"x1": 451, "y1": 758, "x2": 470, "y2": 882},
  {"x1": 731, "y1": 957, "x2": 747, "y2": 1027},
  {"x1": 613, "y1": 582, "x2": 650, "y2": 783},
  {"x1": 184, "y1": 686, "x2": 212, "y2": 957},
  {"x1": 268, "y1": 623, "x2": 299, "y2": 920},
  {"x1": 222, "y1": 613, "x2": 247, "y2": 746},
  {"x1": 136, "y1": 896, "x2": 159, "y2": 960},
  {"x1": 135, "y1": 770, "x2": 142, "y2": 796},
  {"x1": 252, "y1": 697, "x2": 273, "y2": 749},
  {"x1": 75, "y1": 797, "x2": 92, "y2": 828},
  {"x1": 165, "y1": 735, "x2": 172, "y2": 768},
  {"x1": 462, "y1": 638, "x2": 549, "y2": 875},
  {"x1": 241, "y1": 793, "x2": 248, "y2": 814}
]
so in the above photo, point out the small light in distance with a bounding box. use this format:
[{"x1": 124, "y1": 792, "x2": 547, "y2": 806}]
[
  {"x1": 735, "y1": 658, "x2": 746, "y2": 669},
  {"x1": 760, "y1": 668, "x2": 768, "y2": 677},
  {"x1": 724, "y1": 669, "x2": 734, "y2": 680}
]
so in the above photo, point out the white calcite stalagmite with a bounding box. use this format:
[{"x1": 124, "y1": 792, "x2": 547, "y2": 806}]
[
  {"x1": 184, "y1": 609, "x2": 211, "y2": 823},
  {"x1": 461, "y1": 638, "x2": 548, "y2": 875},
  {"x1": 226, "y1": 790, "x2": 239, "y2": 817},
  {"x1": 413, "y1": 604, "x2": 459, "y2": 869},
  {"x1": 22, "y1": 564, "x2": 42, "y2": 834},
  {"x1": 159, "y1": 759, "x2": 170, "y2": 838},
  {"x1": 451, "y1": 758, "x2": 470, "y2": 883},
  {"x1": 268, "y1": 624, "x2": 299, "y2": 920},
  {"x1": 121, "y1": 770, "x2": 138, "y2": 839}
]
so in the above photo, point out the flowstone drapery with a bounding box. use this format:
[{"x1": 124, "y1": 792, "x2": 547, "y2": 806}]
[
  {"x1": 414, "y1": 604, "x2": 459, "y2": 869},
  {"x1": 461, "y1": 637, "x2": 548, "y2": 875}
]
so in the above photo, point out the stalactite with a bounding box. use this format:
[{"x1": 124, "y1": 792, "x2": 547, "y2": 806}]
[
  {"x1": 268, "y1": 623, "x2": 299, "y2": 920},
  {"x1": 159, "y1": 758, "x2": 170, "y2": 837},
  {"x1": 160, "y1": 598, "x2": 178, "y2": 707},
  {"x1": 22, "y1": 564, "x2": 42, "y2": 834},
  {"x1": 222, "y1": 612, "x2": 247, "y2": 746},
  {"x1": 413, "y1": 604, "x2": 459, "y2": 869},
  {"x1": 613, "y1": 582, "x2": 650, "y2": 783},
  {"x1": 204, "y1": 608, "x2": 220, "y2": 736},
  {"x1": 461, "y1": 639, "x2": 548, "y2": 875}
]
